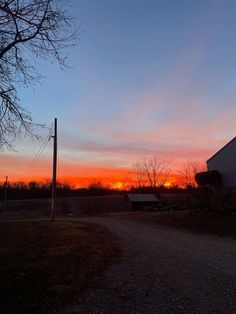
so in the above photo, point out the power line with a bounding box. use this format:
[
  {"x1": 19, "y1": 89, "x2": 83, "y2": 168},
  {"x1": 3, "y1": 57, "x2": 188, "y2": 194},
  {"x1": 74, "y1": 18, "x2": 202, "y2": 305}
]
[
  {"x1": 21, "y1": 127, "x2": 53, "y2": 179},
  {"x1": 23, "y1": 128, "x2": 53, "y2": 178}
]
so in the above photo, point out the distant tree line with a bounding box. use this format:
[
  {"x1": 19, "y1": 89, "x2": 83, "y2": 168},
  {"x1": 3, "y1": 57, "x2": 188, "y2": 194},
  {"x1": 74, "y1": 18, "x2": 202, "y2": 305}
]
[
  {"x1": 0, "y1": 180, "x2": 69, "y2": 200},
  {"x1": 0, "y1": 180, "x2": 124, "y2": 200},
  {"x1": 0, "y1": 179, "x2": 199, "y2": 201}
]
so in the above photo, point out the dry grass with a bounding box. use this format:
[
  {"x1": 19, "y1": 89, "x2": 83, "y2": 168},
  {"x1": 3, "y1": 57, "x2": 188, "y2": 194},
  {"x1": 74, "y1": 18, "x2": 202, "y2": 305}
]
[
  {"x1": 124, "y1": 211, "x2": 236, "y2": 238},
  {"x1": 0, "y1": 220, "x2": 121, "y2": 313},
  {"x1": 1, "y1": 195, "x2": 129, "y2": 218}
]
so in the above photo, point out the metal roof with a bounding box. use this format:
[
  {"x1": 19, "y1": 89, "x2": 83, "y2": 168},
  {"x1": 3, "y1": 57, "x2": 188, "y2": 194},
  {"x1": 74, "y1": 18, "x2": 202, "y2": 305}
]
[
  {"x1": 126, "y1": 194, "x2": 159, "y2": 202},
  {"x1": 207, "y1": 136, "x2": 236, "y2": 163}
]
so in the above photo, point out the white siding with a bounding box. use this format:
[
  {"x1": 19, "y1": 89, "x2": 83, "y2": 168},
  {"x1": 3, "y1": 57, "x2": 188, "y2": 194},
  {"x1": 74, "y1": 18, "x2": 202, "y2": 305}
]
[{"x1": 207, "y1": 138, "x2": 236, "y2": 189}]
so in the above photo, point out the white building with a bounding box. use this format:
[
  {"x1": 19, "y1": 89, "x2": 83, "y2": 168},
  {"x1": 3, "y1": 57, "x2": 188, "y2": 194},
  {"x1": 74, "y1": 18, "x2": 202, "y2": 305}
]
[{"x1": 207, "y1": 137, "x2": 236, "y2": 190}]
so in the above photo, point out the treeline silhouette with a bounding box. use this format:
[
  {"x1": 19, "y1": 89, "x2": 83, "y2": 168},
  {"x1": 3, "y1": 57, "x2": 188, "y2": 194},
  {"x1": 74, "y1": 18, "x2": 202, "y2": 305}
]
[
  {"x1": 0, "y1": 180, "x2": 191, "y2": 201},
  {"x1": 0, "y1": 181, "x2": 124, "y2": 200}
]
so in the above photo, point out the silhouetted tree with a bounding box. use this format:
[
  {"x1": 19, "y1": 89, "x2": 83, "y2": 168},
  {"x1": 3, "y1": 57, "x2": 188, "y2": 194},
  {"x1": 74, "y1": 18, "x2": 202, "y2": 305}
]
[
  {"x1": 132, "y1": 156, "x2": 171, "y2": 189},
  {"x1": 41, "y1": 180, "x2": 52, "y2": 190},
  {"x1": 0, "y1": 0, "x2": 78, "y2": 149},
  {"x1": 132, "y1": 161, "x2": 145, "y2": 188},
  {"x1": 179, "y1": 161, "x2": 207, "y2": 188},
  {"x1": 28, "y1": 181, "x2": 39, "y2": 190},
  {"x1": 88, "y1": 180, "x2": 104, "y2": 190},
  {"x1": 12, "y1": 181, "x2": 27, "y2": 190}
]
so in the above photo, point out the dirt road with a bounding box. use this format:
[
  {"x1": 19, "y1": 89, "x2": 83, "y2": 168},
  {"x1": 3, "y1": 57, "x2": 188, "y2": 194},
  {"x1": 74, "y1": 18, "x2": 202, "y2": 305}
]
[{"x1": 62, "y1": 213, "x2": 236, "y2": 314}]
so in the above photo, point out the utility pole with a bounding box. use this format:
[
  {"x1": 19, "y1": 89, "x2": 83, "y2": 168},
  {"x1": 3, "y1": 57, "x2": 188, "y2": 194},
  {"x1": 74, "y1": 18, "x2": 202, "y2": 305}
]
[
  {"x1": 50, "y1": 118, "x2": 57, "y2": 222},
  {"x1": 3, "y1": 176, "x2": 8, "y2": 217}
]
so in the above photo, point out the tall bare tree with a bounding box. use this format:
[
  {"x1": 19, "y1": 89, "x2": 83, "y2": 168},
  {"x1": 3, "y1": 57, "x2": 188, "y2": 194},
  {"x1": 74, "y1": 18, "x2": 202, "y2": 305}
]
[
  {"x1": 0, "y1": 0, "x2": 78, "y2": 149},
  {"x1": 132, "y1": 161, "x2": 145, "y2": 188},
  {"x1": 132, "y1": 156, "x2": 171, "y2": 188}
]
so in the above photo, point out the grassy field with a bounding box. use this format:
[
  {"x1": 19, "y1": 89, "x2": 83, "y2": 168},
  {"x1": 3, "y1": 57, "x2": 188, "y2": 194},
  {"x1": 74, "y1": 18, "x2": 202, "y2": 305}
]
[
  {"x1": 123, "y1": 211, "x2": 236, "y2": 238},
  {"x1": 0, "y1": 195, "x2": 129, "y2": 218},
  {"x1": 0, "y1": 220, "x2": 122, "y2": 313}
]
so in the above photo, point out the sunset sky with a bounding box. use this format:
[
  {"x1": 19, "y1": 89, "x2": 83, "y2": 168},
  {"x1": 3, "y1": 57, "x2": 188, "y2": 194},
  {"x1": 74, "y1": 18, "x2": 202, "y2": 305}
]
[{"x1": 1, "y1": 0, "x2": 236, "y2": 188}]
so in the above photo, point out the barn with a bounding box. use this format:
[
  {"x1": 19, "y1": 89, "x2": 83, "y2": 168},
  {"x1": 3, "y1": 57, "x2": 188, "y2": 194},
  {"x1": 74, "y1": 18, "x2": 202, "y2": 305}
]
[
  {"x1": 126, "y1": 194, "x2": 159, "y2": 210},
  {"x1": 207, "y1": 137, "x2": 236, "y2": 190}
]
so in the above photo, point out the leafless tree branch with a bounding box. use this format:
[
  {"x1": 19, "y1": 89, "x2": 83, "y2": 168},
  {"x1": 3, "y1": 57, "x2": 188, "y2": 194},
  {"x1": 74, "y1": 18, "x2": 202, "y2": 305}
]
[{"x1": 0, "y1": 0, "x2": 79, "y2": 149}]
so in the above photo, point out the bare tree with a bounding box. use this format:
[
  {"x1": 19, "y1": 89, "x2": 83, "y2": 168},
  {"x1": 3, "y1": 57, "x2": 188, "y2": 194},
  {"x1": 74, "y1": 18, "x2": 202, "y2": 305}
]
[
  {"x1": 0, "y1": 0, "x2": 78, "y2": 149},
  {"x1": 132, "y1": 156, "x2": 171, "y2": 188},
  {"x1": 142, "y1": 157, "x2": 171, "y2": 188},
  {"x1": 179, "y1": 161, "x2": 207, "y2": 187},
  {"x1": 88, "y1": 180, "x2": 105, "y2": 190},
  {"x1": 132, "y1": 161, "x2": 145, "y2": 188}
]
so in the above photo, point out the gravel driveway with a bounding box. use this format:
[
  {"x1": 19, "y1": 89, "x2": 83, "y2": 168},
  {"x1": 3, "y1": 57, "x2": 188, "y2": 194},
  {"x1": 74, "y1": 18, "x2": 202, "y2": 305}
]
[{"x1": 62, "y1": 213, "x2": 236, "y2": 314}]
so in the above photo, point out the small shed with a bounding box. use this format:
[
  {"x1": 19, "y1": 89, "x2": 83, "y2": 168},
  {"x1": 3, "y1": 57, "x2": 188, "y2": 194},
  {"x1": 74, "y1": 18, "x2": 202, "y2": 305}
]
[{"x1": 126, "y1": 193, "x2": 159, "y2": 210}]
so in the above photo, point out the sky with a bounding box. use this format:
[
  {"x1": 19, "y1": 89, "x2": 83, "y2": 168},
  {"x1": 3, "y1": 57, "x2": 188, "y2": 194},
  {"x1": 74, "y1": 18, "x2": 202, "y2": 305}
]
[{"x1": 1, "y1": 0, "x2": 236, "y2": 188}]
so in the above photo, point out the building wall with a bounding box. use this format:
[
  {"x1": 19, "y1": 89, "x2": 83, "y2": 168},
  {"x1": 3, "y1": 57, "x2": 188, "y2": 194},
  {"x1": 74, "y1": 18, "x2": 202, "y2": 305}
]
[{"x1": 207, "y1": 139, "x2": 236, "y2": 189}]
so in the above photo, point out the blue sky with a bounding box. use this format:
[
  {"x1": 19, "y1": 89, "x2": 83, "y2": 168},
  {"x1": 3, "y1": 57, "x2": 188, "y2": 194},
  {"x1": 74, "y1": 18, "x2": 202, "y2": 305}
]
[{"x1": 2, "y1": 0, "x2": 236, "y2": 185}]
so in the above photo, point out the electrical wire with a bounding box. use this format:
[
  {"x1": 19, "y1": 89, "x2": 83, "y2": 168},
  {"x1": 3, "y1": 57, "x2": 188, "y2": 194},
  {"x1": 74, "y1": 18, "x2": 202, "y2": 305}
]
[{"x1": 21, "y1": 127, "x2": 54, "y2": 179}]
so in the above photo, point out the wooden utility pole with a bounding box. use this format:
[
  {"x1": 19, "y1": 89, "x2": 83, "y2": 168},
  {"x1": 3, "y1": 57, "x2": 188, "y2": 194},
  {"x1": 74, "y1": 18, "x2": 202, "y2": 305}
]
[
  {"x1": 50, "y1": 118, "x2": 57, "y2": 222},
  {"x1": 3, "y1": 176, "x2": 8, "y2": 217}
]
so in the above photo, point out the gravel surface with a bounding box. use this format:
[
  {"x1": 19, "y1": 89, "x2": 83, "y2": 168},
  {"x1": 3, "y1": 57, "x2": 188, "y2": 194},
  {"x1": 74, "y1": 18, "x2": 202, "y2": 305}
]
[{"x1": 61, "y1": 214, "x2": 236, "y2": 314}]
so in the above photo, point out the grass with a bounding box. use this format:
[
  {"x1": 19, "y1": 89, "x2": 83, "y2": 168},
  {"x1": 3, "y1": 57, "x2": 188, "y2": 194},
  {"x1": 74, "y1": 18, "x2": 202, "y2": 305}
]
[
  {"x1": 0, "y1": 220, "x2": 122, "y2": 313},
  {"x1": 124, "y1": 210, "x2": 236, "y2": 238}
]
